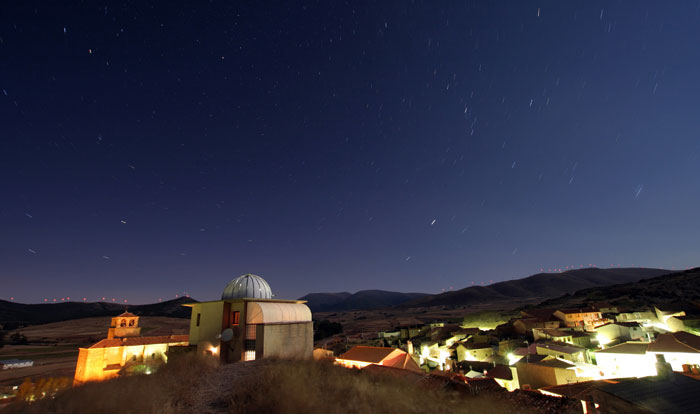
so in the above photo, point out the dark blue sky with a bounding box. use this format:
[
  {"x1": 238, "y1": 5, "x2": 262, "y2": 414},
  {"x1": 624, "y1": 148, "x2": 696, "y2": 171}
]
[{"x1": 2, "y1": 1, "x2": 699, "y2": 304}]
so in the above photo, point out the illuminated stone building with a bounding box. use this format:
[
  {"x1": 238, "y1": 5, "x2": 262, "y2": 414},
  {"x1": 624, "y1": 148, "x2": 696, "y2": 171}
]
[
  {"x1": 184, "y1": 274, "x2": 313, "y2": 362},
  {"x1": 553, "y1": 308, "x2": 606, "y2": 330},
  {"x1": 73, "y1": 312, "x2": 188, "y2": 385}
]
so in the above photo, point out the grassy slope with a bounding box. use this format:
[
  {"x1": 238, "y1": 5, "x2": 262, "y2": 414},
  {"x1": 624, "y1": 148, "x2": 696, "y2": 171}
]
[{"x1": 5, "y1": 356, "x2": 578, "y2": 414}]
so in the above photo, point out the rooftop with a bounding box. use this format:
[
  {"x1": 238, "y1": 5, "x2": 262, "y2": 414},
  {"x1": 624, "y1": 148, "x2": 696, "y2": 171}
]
[
  {"x1": 594, "y1": 373, "x2": 700, "y2": 413},
  {"x1": 537, "y1": 328, "x2": 573, "y2": 337},
  {"x1": 87, "y1": 334, "x2": 189, "y2": 349},
  {"x1": 647, "y1": 332, "x2": 700, "y2": 354},
  {"x1": 529, "y1": 358, "x2": 576, "y2": 370},
  {"x1": 556, "y1": 307, "x2": 600, "y2": 314},
  {"x1": 337, "y1": 346, "x2": 401, "y2": 364},
  {"x1": 535, "y1": 342, "x2": 586, "y2": 355},
  {"x1": 595, "y1": 342, "x2": 649, "y2": 355}
]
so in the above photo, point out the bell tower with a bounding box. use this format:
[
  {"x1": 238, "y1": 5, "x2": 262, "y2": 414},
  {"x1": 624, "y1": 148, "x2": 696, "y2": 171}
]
[{"x1": 107, "y1": 311, "x2": 142, "y2": 339}]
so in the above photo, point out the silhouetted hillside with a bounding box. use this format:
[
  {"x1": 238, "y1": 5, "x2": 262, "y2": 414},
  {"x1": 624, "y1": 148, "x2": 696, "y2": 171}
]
[
  {"x1": 300, "y1": 290, "x2": 428, "y2": 312},
  {"x1": 298, "y1": 292, "x2": 352, "y2": 312},
  {"x1": 401, "y1": 267, "x2": 670, "y2": 308},
  {"x1": 537, "y1": 267, "x2": 700, "y2": 309},
  {"x1": 0, "y1": 297, "x2": 197, "y2": 326}
]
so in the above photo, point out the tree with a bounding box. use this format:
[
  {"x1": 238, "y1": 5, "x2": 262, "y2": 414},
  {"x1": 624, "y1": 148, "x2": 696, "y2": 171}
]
[
  {"x1": 16, "y1": 377, "x2": 35, "y2": 402},
  {"x1": 10, "y1": 332, "x2": 28, "y2": 345},
  {"x1": 314, "y1": 320, "x2": 343, "y2": 341}
]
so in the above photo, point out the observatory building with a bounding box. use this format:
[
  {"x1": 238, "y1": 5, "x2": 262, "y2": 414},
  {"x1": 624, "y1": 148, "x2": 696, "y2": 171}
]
[{"x1": 184, "y1": 274, "x2": 313, "y2": 362}]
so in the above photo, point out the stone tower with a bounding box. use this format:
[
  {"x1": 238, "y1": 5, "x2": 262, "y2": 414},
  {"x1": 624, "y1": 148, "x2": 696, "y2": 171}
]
[{"x1": 107, "y1": 311, "x2": 142, "y2": 339}]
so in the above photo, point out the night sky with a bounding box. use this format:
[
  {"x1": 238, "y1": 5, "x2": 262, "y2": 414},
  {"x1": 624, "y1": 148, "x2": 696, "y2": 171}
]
[{"x1": 2, "y1": 2, "x2": 700, "y2": 304}]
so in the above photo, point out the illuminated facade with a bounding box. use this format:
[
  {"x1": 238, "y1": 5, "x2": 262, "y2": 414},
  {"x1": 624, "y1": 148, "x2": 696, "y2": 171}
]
[
  {"x1": 594, "y1": 342, "x2": 656, "y2": 378},
  {"x1": 184, "y1": 274, "x2": 313, "y2": 363},
  {"x1": 73, "y1": 312, "x2": 188, "y2": 385},
  {"x1": 553, "y1": 308, "x2": 606, "y2": 330},
  {"x1": 647, "y1": 332, "x2": 700, "y2": 372}
]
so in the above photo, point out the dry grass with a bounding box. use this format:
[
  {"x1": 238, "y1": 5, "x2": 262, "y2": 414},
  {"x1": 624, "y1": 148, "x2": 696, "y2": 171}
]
[
  {"x1": 226, "y1": 359, "x2": 522, "y2": 414},
  {"x1": 4, "y1": 353, "x2": 218, "y2": 414},
  {"x1": 6, "y1": 357, "x2": 542, "y2": 414}
]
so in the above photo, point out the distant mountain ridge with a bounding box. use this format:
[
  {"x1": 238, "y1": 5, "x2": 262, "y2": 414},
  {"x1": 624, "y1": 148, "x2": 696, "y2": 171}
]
[
  {"x1": 0, "y1": 297, "x2": 197, "y2": 326},
  {"x1": 301, "y1": 267, "x2": 671, "y2": 312},
  {"x1": 299, "y1": 290, "x2": 429, "y2": 312},
  {"x1": 536, "y1": 267, "x2": 700, "y2": 310},
  {"x1": 401, "y1": 267, "x2": 671, "y2": 308}
]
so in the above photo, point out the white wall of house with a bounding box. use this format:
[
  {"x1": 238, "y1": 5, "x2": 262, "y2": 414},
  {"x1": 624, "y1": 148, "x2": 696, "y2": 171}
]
[
  {"x1": 595, "y1": 352, "x2": 657, "y2": 378},
  {"x1": 648, "y1": 352, "x2": 700, "y2": 372}
]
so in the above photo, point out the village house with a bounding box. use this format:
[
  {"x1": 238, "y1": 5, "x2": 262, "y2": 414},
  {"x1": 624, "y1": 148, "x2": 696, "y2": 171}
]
[
  {"x1": 399, "y1": 324, "x2": 426, "y2": 340},
  {"x1": 484, "y1": 364, "x2": 520, "y2": 391},
  {"x1": 515, "y1": 358, "x2": 590, "y2": 389},
  {"x1": 513, "y1": 318, "x2": 561, "y2": 336},
  {"x1": 73, "y1": 312, "x2": 188, "y2": 385},
  {"x1": 595, "y1": 373, "x2": 698, "y2": 413},
  {"x1": 535, "y1": 342, "x2": 590, "y2": 364},
  {"x1": 646, "y1": 331, "x2": 700, "y2": 372},
  {"x1": 0, "y1": 359, "x2": 34, "y2": 370},
  {"x1": 666, "y1": 314, "x2": 700, "y2": 334},
  {"x1": 594, "y1": 342, "x2": 656, "y2": 378},
  {"x1": 498, "y1": 339, "x2": 525, "y2": 356},
  {"x1": 335, "y1": 346, "x2": 422, "y2": 372},
  {"x1": 616, "y1": 310, "x2": 656, "y2": 325},
  {"x1": 590, "y1": 302, "x2": 618, "y2": 314},
  {"x1": 454, "y1": 341, "x2": 495, "y2": 362},
  {"x1": 184, "y1": 274, "x2": 313, "y2": 363},
  {"x1": 594, "y1": 322, "x2": 646, "y2": 345},
  {"x1": 553, "y1": 308, "x2": 606, "y2": 330},
  {"x1": 532, "y1": 328, "x2": 592, "y2": 348},
  {"x1": 655, "y1": 306, "x2": 686, "y2": 326}
]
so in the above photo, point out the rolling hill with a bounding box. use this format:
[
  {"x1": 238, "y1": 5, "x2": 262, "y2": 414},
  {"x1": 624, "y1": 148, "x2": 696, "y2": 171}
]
[
  {"x1": 536, "y1": 267, "x2": 700, "y2": 310},
  {"x1": 299, "y1": 290, "x2": 429, "y2": 312},
  {"x1": 0, "y1": 297, "x2": 197, "y2": 326},
  {"x1": 402, "y1": 267, "x2": 670, "y2": 308}
]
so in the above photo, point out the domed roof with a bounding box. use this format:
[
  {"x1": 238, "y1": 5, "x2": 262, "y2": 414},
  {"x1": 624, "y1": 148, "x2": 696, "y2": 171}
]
[{"x1": 221, "y1": 274, "x2": 272, "y2": 300}]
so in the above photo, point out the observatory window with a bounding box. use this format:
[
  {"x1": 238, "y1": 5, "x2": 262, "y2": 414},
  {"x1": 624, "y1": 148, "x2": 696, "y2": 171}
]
[
  {"x1": 244, "y1": 350, "x2": 256, "y2": 361},
  {"x1": 232, "y1": 311, "x2": 240, "y2": 326},
  {"x1": 245, "y1": 324, "x2": 257, "y2": 340},
  {"x1": 129, "y1": 319, "x2": 135, "y2": 327},
  {"x1": 121, "y1": 319, "x2": 127, "y2": 327},
  {"x1": 196, "y1": 313, "x2": 201, "y2": 327}
]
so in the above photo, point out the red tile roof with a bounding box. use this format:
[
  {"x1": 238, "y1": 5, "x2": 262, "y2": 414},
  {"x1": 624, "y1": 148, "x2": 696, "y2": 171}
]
[
  {"x1": 338, "y1": 346, "x2": 400, "y2": 364},
  {"x1": 647, "y1": 332, "x2": 700, "y2": 354},
  {"x1": 89, "y1": 335, "x2": 189, "y2": 349}
]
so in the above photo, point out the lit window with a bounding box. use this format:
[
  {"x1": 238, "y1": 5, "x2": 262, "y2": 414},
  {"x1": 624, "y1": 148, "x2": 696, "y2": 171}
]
[
  {"x1": 246, "y1": 324, "x2": 257, "y2": 340},
  {"x1": 244, "y1": 350, "x2": 256, "y2": 361},
  {"x1": 232, "y1": 311, "x2": 240, "y2": 326}
]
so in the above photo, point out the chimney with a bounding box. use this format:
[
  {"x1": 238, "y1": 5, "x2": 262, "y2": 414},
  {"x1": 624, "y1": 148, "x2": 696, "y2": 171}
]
[{"x1": 655, "y1": 354, "x2": 673, "y2": 379}]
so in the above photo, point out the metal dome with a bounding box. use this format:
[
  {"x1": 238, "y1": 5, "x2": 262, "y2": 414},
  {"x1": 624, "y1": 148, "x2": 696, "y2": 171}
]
[{"x1": 221, "y1": 274, "x2": 273, "y2": 300}]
